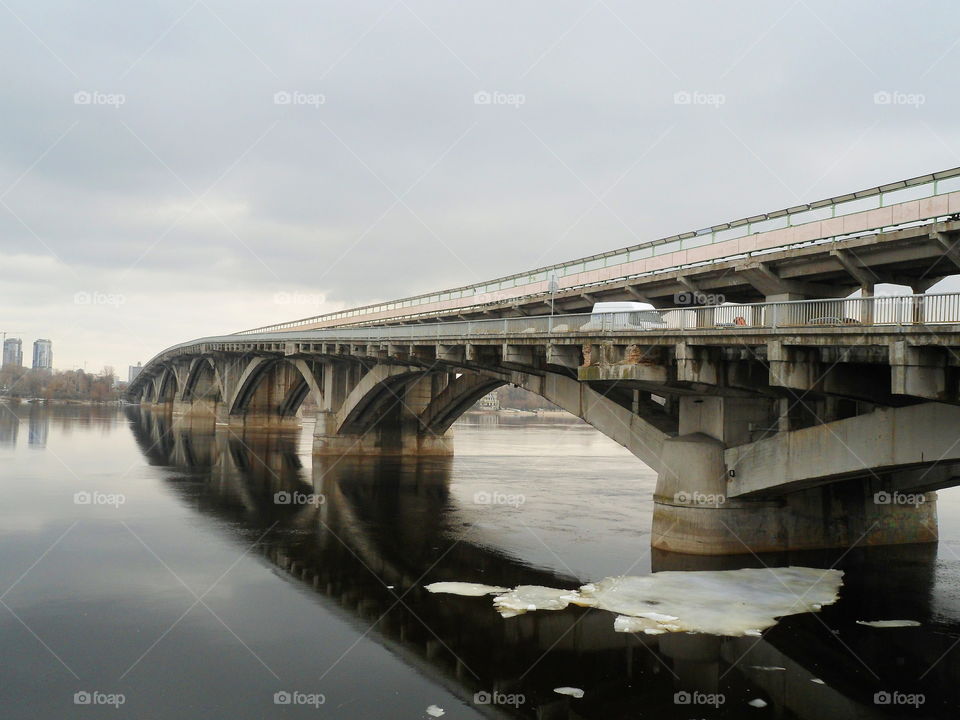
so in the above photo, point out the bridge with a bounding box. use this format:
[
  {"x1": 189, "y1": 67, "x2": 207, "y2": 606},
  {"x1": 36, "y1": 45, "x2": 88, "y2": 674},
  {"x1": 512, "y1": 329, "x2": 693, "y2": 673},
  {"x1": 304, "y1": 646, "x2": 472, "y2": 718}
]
[{"x1": 128, "y1": 168, "x2": 960, "y2": 556}]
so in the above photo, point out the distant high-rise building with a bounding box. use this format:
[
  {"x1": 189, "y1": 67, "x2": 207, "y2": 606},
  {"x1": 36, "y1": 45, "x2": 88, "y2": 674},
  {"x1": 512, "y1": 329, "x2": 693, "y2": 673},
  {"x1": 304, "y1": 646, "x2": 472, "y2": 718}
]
[
  {"x1": 2, "y1": 338, "x2": 23, "y2": 368},
  {"x1": 128, "y1": 362, "x2": 143, "y2": 383},
  {"x1": 32, "y1": 339, "x2": 52, "y2": 370}
]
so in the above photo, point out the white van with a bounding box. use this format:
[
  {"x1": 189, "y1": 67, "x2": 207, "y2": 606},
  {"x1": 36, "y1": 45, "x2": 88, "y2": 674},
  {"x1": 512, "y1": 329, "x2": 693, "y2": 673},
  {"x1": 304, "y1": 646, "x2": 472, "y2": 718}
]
[{"x1": 581, "y1": 301, "x2": 667, "y2": 331}]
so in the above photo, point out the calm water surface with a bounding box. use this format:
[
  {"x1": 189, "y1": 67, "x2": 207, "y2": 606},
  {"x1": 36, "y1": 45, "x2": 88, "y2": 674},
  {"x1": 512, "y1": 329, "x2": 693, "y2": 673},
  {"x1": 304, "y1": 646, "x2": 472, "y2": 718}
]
[{"x1": 2, "y1": 403, "x2": 960, "y2": 718}]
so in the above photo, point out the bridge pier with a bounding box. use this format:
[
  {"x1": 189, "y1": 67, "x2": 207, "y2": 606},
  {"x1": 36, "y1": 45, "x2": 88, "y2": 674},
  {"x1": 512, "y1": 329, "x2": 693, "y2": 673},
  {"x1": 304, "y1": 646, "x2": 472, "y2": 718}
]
[{"x1": 653, "y1": 396, "x2": 939, "y2": 555}]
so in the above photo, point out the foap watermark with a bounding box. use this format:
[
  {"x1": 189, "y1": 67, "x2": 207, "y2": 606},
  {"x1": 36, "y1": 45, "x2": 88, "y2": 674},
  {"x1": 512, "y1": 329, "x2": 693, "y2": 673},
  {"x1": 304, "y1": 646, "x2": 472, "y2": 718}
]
[
  {"x1": 674, "y1": 490, "x2": 725, "y2": 507},
  {"x1": 74, "y1": 90, "x2": 125, "y2": 108},
  {"x1": 274, "y1": 490, "x2": 325, "y2": 507},
  {"x1": 473, "y1": 490, "x2": 525, "y2": 508},
  {"x1": 273, "y1": 690, "x2": 325, "y2": 708},
  {"x1": 274, "y1": 90, "x2": 326, "y2": 108},
  {"x1": 674, "y1": 290, "x2": 725, "y2": 306},
  {"x1": 673, "y1": 90, "x2": 725, "y2": 108},
  {"x1": 74, "y1": 291, "x2": 125, "y2": 307},
  {"x1": 74, "y1": 491, "x2": 126, "y2": 508},
  {"x1": 674, "y1": 690, "x2": 725, "y2": 708},
  {"x1": 474, "y1": 90, "x2": 525, "y2": 108},
  {"x1": 874, "y1": 690, "x2": 924, "y2": 708},
  {"x1": 874, "y1": 490, "x2": 926, "y2": 507},
  {"x1": 274, "y1": 291, "x2": 324, "y2": 306},
  {"x1": 873, "y1": 90, "x2": 924, "y2": 108},
  {"x1": 74, "y1": 691, "x2": 125, "y2": 708},
  {"x1": 473, "y1": 691, "x2": 525, "y2": 708}
]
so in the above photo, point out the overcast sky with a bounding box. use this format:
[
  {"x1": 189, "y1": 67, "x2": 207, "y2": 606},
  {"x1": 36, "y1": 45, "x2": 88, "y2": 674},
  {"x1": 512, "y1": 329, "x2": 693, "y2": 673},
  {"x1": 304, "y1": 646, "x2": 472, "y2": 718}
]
[{"x1": 2, "y1": 0, "x2": 960, "y2": 372}]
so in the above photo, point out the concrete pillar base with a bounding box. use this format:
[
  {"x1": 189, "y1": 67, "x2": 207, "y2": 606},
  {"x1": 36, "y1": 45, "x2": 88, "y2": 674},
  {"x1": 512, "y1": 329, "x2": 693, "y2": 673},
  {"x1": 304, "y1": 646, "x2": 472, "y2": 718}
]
[{"x1": 652, "y1": 434, "x2": 939, "y2": 556}]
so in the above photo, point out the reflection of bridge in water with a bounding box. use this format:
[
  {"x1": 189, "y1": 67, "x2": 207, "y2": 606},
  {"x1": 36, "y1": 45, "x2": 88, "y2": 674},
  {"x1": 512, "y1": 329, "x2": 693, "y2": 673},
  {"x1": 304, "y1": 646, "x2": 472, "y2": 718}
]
[{"x1": 128, "y1": 407, "x2": 960, "y2": 718}]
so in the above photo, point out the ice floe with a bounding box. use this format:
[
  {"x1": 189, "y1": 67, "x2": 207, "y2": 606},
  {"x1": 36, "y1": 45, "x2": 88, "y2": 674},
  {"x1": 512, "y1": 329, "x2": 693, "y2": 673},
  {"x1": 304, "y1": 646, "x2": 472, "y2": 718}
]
[
  {"x1": 553, "y1": 687, "x2": 584, "y2": 698},
  {"x1": 425, "y1": 705, "x2": 445, "y2": 717},
  {"x1": 748, "y1": 698, "x2": 768, "y2": 708},
  {"x1": 492, "y1": 586, "x2": 582, "y2": 618},
  {"x1": 855, "y1": 619, "x2": 920, "y2": 628},
  {"x1": 426, "y1": 567, "x2": 843, "y2": 637},
  {"x1": 424, "y1": 582, "x2": 507, "y2": 597}
]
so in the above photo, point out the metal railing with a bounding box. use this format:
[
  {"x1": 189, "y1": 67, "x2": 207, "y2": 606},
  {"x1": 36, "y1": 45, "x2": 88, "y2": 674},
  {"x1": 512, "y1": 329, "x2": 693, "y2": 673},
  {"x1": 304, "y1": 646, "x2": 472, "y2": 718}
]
[
  {"x1": 230, "y1": 293, "x2": 960, "y2": 343},
  {"x1": 129, "y1": 293, "x2": 960, "y2": 393},
  {"x1": 235, "y1": 167, "x2": 960, "y2": 335}
]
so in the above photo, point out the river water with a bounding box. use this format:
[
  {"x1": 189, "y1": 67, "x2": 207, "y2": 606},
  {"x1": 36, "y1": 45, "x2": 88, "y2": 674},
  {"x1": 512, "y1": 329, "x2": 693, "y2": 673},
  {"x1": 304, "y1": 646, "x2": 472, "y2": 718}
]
[{"x1": 1, "y1": 403, "x2": 960, "y2": 718}]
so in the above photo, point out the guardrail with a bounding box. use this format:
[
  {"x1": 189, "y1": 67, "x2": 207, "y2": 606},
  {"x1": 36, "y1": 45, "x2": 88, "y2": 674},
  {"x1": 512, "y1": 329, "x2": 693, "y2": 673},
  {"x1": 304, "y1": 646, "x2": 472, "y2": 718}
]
[
  {"x1": 235, "y1": 167, "x2": 960, "y2": 335},
  {"x1": 129, "y1": 294, "x2": 960, "y2": 394},
  {"x1": 232, "y1": 293, "x2": 960, "y2": 342}
]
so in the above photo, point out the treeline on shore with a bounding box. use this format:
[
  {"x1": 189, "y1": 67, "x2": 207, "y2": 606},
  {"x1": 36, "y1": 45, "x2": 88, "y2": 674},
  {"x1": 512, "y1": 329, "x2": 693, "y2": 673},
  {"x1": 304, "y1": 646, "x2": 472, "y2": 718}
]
[{"x1": 0, "y1": 366, "x2": 125, "y2": 402}]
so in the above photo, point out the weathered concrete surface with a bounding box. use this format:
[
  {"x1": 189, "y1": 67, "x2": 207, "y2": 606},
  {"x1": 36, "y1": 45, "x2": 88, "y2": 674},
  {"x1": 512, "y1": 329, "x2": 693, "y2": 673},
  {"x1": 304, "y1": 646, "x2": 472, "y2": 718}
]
[
  {"x1": 726, "y1": 402, "x2": 960, "y2": 498},
  {"x1": 653, "y1": 434, "x2": 938, "y2": 555}
]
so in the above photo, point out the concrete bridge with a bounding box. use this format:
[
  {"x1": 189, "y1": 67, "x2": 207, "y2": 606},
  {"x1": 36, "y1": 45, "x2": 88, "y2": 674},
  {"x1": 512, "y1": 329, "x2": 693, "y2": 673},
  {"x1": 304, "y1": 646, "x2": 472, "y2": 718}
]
[{"x1": 128, "y1": 168, "x2": 960, "y2": 556}]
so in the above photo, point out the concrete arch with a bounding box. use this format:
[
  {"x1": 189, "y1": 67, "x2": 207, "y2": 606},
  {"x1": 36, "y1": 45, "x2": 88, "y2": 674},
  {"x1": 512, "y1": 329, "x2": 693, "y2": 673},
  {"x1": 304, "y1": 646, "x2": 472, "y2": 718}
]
[
  {"x1": 336, "y1": 364, "x2": 433, "y2": 435},
  {"x1": 155, "y1": 365, "x2": 179, "y2": 403},
  {"x1": 179, "y1": 357, "x2": 223, "y2": 403},
  {"x1": 228, "y1": 356, "x2": 326, "y2": 421},
  {"x1": 419, "y1": 373, "x2": 506, "y2": 434}
]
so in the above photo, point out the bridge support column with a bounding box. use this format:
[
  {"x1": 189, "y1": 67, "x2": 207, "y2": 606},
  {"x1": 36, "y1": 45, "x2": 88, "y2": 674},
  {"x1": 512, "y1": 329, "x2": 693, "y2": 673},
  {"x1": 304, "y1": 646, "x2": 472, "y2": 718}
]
[{"x1": 654, "y1": 396, "x2": 940, "y2": 555}]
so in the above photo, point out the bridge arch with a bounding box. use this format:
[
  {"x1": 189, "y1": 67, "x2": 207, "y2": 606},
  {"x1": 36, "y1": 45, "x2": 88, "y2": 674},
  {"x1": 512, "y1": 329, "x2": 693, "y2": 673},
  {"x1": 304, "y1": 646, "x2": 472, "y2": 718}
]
[
  {"x1": 179, "y1": 357, "x2": 224, "y2": 403},
  {"x1": 227, "y1": 356, "x2": 325, "y2": 422}
]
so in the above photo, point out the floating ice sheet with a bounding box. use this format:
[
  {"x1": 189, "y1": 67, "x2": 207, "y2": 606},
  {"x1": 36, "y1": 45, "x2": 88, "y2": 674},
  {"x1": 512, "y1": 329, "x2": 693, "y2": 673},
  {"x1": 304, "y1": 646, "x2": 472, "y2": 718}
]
[
  {"x1": 553, "y1": 687, "x2": 584, "y2": 698},
  {"x1": 492, "y1": 586, "x2": 582, "y2": 618},
  {"x1": 424, "y1": 582, "x2": 507, "y2": 597},
  {"x1": 425, "y1": 705, "x2": 445, "y2": 717},
  {"x1": 427, "y1": 567, "x2": 843, "y2": 637},
  {"x1": 856, "y1": 619, "x2": 920, "y2": 628}
]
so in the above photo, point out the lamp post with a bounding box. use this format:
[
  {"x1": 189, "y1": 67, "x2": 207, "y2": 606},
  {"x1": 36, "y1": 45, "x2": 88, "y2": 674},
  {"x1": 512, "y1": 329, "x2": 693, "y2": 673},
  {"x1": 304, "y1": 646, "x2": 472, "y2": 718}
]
[{"x1": 547, "y1": 273, "x2": 559, "y2": 333}]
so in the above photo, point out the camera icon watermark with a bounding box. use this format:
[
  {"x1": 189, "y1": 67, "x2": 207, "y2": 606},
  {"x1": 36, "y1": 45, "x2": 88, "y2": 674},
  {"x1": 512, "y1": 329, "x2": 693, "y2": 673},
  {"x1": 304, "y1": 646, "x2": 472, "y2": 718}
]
[
  {"x1": 873, "y1": 690, "x2": 924, "y2": 707},
  {"x1": 874, "y1": 490, "x2": 926, "y2": 507},
  {"x1": 873, "y1": 90, "x2": 924, "y2": 108},
  {"x1": 473, "y1": 490, "x2": 525, "y2": 508},
  {"x1": 673, "y1": 690, "x2": 725, "y2": 707},
  {"x1": 673, "y1": 490, "x2": 725, "y2": 507},
  {"x1": 274, "y1": 490, "x2": 325, "y2": 506},
  {"x1": 674, "y1": 290, "x2": 725, "y2": 306},
  {"x1": 274, "y1": 90, "x2": 326, "y2": 108},
  {"x1": 74, "y1": 690, "x2": 125, "y2": 707},
  {"x1": 473, "y1": 90, "x2": 525, "y2": 108},
  {"x1": 73, "y1": 291, "x2": 125, "y2": 307},
  {"x1": 473, "y1": 690, "x2": 525, "y2": 708},
  {"x1": 74, "y1": 90, "x2": 126, "y2": 108},
  {"x1": 273, "y1": 690, "x2": 325, "y2": 707},
  {"x1": 74, "y1": 491, "x2": 126, "y2": 508},
  {"x1": 673, "y1": 90, "x2": 725, "y2": 108}
]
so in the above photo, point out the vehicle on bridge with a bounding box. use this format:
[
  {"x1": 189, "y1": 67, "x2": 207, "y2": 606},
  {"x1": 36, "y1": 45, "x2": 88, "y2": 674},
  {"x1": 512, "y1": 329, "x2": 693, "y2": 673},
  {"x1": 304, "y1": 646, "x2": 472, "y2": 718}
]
[{"x1": 582, "y1": 301, "x2": 667, "y2": 331}]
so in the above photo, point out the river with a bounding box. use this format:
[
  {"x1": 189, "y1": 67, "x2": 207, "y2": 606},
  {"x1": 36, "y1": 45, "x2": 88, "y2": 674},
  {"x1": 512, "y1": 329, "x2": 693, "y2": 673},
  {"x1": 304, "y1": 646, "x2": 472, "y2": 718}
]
[{"x1": 1, "y1": 403, "x2": 959, "y2": 718}]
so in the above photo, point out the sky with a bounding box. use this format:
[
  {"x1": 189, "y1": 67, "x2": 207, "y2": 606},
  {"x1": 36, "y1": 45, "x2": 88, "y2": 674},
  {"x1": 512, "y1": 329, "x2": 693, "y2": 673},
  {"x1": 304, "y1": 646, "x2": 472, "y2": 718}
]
[{"x1": 2, "y1": 0, "x2": 960, "y2": 372}]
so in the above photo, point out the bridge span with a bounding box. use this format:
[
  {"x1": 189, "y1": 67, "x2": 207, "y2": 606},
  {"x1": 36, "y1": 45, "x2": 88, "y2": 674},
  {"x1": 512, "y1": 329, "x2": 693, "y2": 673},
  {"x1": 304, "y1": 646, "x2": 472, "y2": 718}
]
[{"x1": 129, "y1": 291, "x2": 960, "y2": 555}]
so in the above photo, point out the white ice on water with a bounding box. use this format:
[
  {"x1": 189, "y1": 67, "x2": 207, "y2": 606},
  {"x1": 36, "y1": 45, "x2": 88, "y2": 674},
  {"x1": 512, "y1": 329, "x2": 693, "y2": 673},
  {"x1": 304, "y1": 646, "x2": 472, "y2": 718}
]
[
  {"x1": 426, "y1": 567, "x2": 843, "y2": 637},
  {"x1": 425, "y1": 705, "x2": 445, "y2": 717},
  {"x1": 856, "y1": 619, "x2": 921, "y2": 628},
  {"x1": 424, "y1": 582, "x2": 508, "y2": 597},
  {"x1": 553, "y1": 687, "x2": 584, "y2": 698}
]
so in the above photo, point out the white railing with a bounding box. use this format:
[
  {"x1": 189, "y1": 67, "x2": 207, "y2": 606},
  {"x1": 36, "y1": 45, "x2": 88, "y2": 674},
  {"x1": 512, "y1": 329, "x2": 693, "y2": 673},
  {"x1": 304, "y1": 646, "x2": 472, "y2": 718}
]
[
  {"x1": 228, "y1": 293, "x2": 960, "y2": 343},
  {"x1": 130, "y1": 293, "x2": 960, "y2": 393},
  {"x1": 235, "y1": 167, "x2": 960, "y2": 335}
]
